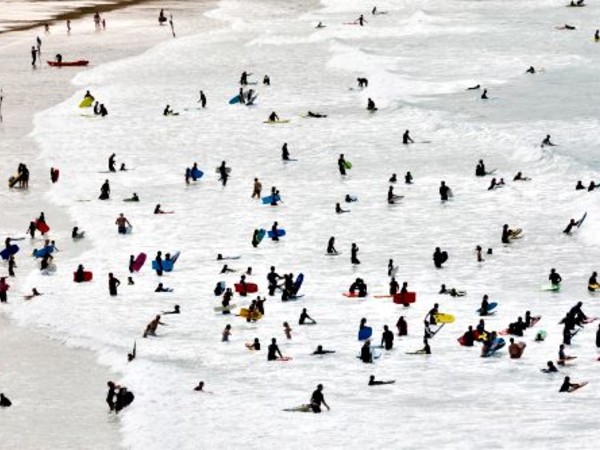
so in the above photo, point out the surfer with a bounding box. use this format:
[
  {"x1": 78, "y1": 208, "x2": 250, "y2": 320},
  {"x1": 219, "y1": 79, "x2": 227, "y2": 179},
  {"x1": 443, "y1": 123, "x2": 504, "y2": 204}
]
[
  {"x1": 542, "y1": 361, "x2": 558, "y2": 373},
  {"x1": 355, "y1": 14, "x2": 367, "y2": 26},
  {"x1": 563, "y1": 218, "x2": 576, "y2": 234},
  {"x1": 556, "y1": 24, "x2": 576, "y2": 30},
  {"x1": 388, "y1": 173, "x2": 396, "y2": 183},
  {"x1": 198, "y1": 90, "x2": 207, "y2": 108},
  {"x1": 387, "y1": 186, "x2": 402, "y2": 204},
  {"x1": 307, "y1": 111, "x2": 327, "y2": 118},
  {"x1": 218, "y1": 161, "x2": 229, "y2": 186},
  {"x1": 0, "y1": 393, "x2": 12, "y2": 407},
  {"x1": 222, "y1": 324, "x2": 232, "y2": 342},
  {"x1": 402, "y1": 130, "x2": 414, "y2": 145},
  {"x1": 162, "y1": 305, "x2": 180, "y2": 314},
  {"x1": 481, "y1": 89, "x2": 488, "y2": 99},
  {"x1": 155, "y1": 283, "x2": 171, "y2": 293},
  {"x1": 283, "y1": 322, "x2": 292, "y2": 339},
  {"x1": 99, "y1": 179, "x2": 110, "y2": 200},
  {"x1": 367, "y1": 98, "x2": 377, "y2": 111},
  {"x1": 163, "y1": 105, "x2": 177, "y2": 116},
  {"x1": 115, "y1": 213, "x2": 131, "y2": 234},
  {"x1": 282, "y1": 143, "x2": 291, "y2": 161},
  {"x1": 396, "y1": 316, "x2": 407, "y2": 336},
  {"x1": 316, "y1": 22, "x2": 326, "y2": 29},
  {"x1": 381, "y1": 325, "x2": 394, "y2": 350},
  {"x1": 335, "y1": 202, "x2": 350, "y2": 214},
  {"x1": 405, "y1": 171, "x2": 413, "y2": 184},
  {"x1": 541, "y1": 134, "x2": 556, "y2": 147},
  {"x1": 369, "y1": 375, "x2": 395, "y2": 386},
  {"x1": 475, "y1": 160, "x2": 486, "y2": 176},
  {"x1": 549, "y1": 268, "x2": 562, "y2": 286},
  {"x1": 310, "y1": 384, "x2": 330, "y2": 413},
  {"x1": 389, "y1": 278, "x2": 399, "y2": 295},
  {"x1": 588, "y1": 272, "x2": 598, "y2": 291},
  {"x1": 525, "y1": 66, "x2": 536, "y2": 74},
  {"x1": 31, "y1": 46, "x2": 37, "y2": 66},
  {"x1": 154, "y1": 204, "x2": 165, "y2": 214},
  {"x1": 559, "y1": 376, "x2": 582, "y2": 393},
  {"x1": 349, "y1": 278, "x2": 368, "y2": 297},
  {"x1": 338, "y1": 154, "x2": 348, "y2": 175},
  {"x1": 313, "y1": 345, "x2": 335, "y2": 355},
  {"x1": 461, "y1": 327, "x2": 475, "y2": 346},
  {"x1": 143, "y1": 315, "x2": 166, "y2": 338},
  {"x1": 480, "y1": 295, "x2": 490, "y2": 316},
  {"x1": 360, "y1": 340, "x2": 373, "y2": 363},
  {"x1": 588, "y1": 181, "x2": 596, "y2": 191},
  {"x1": 108, "y1": 273, "x2": 120, "y2": 296},
  {"x1": 108, "y1": 153, "x2": 116, "y2": 172},
  {"x1": 267, "y1": 338, "x2": 283, "y2": 361},
  {"x1": 74, "y1": 264, "x2": 86, "y2": 283},
  {"x1": 268, "y1": 111, "x2": 280, "y2": 122},
  {"x1": 439, "y1": 181, "x2": 450, "y2": 201},
  {"x1": 263, "y1": 74, "x2": 270, "y2": 85},
  {"x1": 357, "y1": 77, "x2": 368, "y2": 88},
  {"x1": 299, "y1": 308, "x2": 316, "y2": 325},
  {"x1": 240, "y1": 71, "x2": 249, "y2": 85},
  {"x1": 351, "y1": 243, "x2": 360, "y2": 264},
  {"x1": 467, "y1": 84, "x2": 481, "y2": 90},
  {"x1": 595, "y1": 29, "x2": 599, "y2": 41},
  {"x1": 327, "y1": 236, "x2": 338, "y2": 254},
  {"x1": 270, "y1": 221, "x2": 281, "y2": 241},
  {"x1": 433, "y1": 247, "x2": 447, "y2": 268},
  {"x1": 513, "y1": 171, "x2": 530, "y2": 181}
]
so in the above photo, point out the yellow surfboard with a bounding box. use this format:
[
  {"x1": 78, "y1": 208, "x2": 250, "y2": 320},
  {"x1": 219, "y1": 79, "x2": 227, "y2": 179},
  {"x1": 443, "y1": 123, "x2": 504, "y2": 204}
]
[
  {"x1": 238, "y1": 308, "x2": 262, "y2": 320},
  {"x1": 434, "y1": 313, "x2": 455, "y2": 324},
  {"x1": 79, "y1": 97, "x2": 94, "y2": 108}
]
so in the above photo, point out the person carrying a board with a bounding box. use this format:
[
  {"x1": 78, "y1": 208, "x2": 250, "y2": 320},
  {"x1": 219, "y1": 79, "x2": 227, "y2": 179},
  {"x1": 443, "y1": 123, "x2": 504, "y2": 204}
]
[
  {"x1": 310, "y1": 384, "x2": 329, "y2": 413},
  {"x1": 108, "y1": 153, "x2": 116, "y2": 172},
  {"x1": 559, "y1": 376, "x2": 585, "y2": 393},
  {"x1": 267, "y1": 338, "x2": 283, "y2": 361},
  {"x1": 271, "y1": 222, "x2": 281, "y2": 241}
]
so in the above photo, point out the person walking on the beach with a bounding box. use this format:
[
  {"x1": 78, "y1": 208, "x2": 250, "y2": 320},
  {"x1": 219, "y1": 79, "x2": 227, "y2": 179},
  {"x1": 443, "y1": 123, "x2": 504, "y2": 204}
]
[{"x1": 67, "y1": 20, "x2": 71, "y2": 34}]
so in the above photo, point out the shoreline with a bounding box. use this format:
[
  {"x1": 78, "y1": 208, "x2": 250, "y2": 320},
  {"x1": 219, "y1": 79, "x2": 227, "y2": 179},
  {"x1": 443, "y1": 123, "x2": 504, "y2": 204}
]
[
  {"x1": 0, "y1": 0, "x2": 158, "y2": 35},
  {"x1": 0, "y1": 1, "x2": 216, "y2": 448}
]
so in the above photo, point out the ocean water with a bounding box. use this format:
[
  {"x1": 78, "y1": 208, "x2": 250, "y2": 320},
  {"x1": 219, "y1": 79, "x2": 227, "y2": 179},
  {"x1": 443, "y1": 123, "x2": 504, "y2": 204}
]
[{"x1": 9, "y1": 0, "x2": 600, "y2": 448}]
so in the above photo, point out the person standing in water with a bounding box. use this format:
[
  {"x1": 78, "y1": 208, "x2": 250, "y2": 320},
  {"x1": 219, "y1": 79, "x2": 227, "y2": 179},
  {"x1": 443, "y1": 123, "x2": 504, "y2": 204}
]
[
  {"x1": 115, "y1": 213, "x2": 131, "y2": 234},
  {"x1": 198, "y1": 90, "x2": 207, "y2": 108},
  {"x1": 338, "y1": 154, "x2": 347, "y2": 175},
  {"x1": 351, "y1": 243, "x2": 360, "y2": 265},
  {"x1": 218, "y1": 161, "x2": 229, "y2": 186},
  {"x1": 108, "y1": 273, "x2": 120, "y2": 296},
  {"x1": 310, "y1": 384, "x2": 330, "y2": 413}
]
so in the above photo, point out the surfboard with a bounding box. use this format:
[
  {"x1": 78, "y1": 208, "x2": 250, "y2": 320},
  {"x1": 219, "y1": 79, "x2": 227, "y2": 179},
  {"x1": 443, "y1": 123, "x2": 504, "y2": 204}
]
[
  {"x1": 393, "y1": 292, "x2": 416, "y2": 304},
  {"x1": 434, "y1": 313, "x2": 455, "y2": 324},
  {"x1": 262, "y1": 194, "x2": 281, "y2": 205},
  {"x1": 228, "y1": 95, "x2": 241, "y2": 105},
  {"x1": 131, "y1": 252, "x2": 147, "y2": 272},
  {"x1": 214, "y1": 167, "x2": 232, "y2": 174},
  {"x1": 0, "y1": 244, "x2": 19, "y2": 260},
  {"x1": 276, "y1": 356, "x2": 292, "y2": 361},
  {"x1": 191, "y1": 167, "x2": 204, "y2": 180},
  {"x1": 283, "y1": 405, "x2": 312, "y2": 412},
  {"x1": 32, "y1": 246, "x2": 54, "y2": 258},
  {"x1": 263, "y1": 119, "x2": 290, "y2": 124},
  {"x1": 267, "y1": 229, "x2": 286, "y2": 238},
  {"x1": 356, "y1": 347, "x2": 381, "y2": 359},
  {"x1": 477, "y1": 302, "x2": 498, "y2": 314},
  {"x1": 213, "y1": 304, "x2": 237, "y2": 312},
  {"x1": 73, "y1": 271, "x2": 93, "y2": 282},
  {"x1": 343, "y1": 161, "x2": 353, "y2": 169},
  {"x1": 541, "y1": 284, "x2": 560, "y2": 292},
  {"x1": 576, "y1": 212, "x2": 587, "y2": 228},
  {"x1": 162, "y1": 251, "x2": 181, "y2": 272},
  {"x1": 35, "y1": 221, "x2": 50, "y2": 234},
  {"x1": 293, "y1": 273, "x2": 304, "y2": 293},
  {"x1": 481, "y1": 338, "x2": 505, "y2": 357},
  {"x1": 238, "y1": 308, "x2": 262, "y2": 320},
  {"x1": 256, "y1": 228, "x2": 266, "y2": 244},
  {"x1": 8, "y1": 173, "x2": 24, "y2": 188},
  {"x1": 79, "y1": 97, "x2": 94, "y2": 108},
  {"x1": 358, "y1": 326, "x2": 372, "y2": 341},
  {"x1": 234, "y1": 283, "x2": 258, "y2": 294},
  {"x1": 567, "y1": 381, "x2": 588, "y2": 393}
]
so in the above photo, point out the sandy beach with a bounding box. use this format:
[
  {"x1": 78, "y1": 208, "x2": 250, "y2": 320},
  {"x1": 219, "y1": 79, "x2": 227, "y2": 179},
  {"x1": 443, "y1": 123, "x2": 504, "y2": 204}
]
[{"x1": 0, "y1": 1, "x2": 215, "y2": 447}]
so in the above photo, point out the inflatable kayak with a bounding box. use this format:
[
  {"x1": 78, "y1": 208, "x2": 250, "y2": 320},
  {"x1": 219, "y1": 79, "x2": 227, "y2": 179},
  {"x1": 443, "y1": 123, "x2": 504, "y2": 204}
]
[{"x1": 47, "y1": 60, "x2": 89, "y2": 67}]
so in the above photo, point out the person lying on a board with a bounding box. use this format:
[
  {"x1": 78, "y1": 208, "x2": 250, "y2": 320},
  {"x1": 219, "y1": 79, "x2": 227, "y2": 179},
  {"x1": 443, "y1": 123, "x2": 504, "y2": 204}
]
[
  {"x1": 299, "y1": 308, "x2": 317, "y2": 325},
  {"x1": 369, "y1": 375, "x2": 395, "y2": 386},
  {"x1": 467, "y1": 84, "x2": 481, "y2": 90},
  {"x1": 316, "y1": 22, "x2": 325, "y2": 29},
  {"x1": 367, "y1": 98, "x2": 377, "y2": 111},
  {"x1": 525, "y1": 66, "x2": 536, "y2": 74},
  {"x1": 312, "y1": 345, "x2": 335, "y2": 355},
  {"x1": 124, "y1": 193, "x2": 139, "y2": 202},
  {"x1": 513, "y1": 171, "x2": 531, "y2": 181},
  {"x1": 541, "y1": 361, "x2": 558, "y2": 373},
  {"x1": 402, "y1": 130, "x2": 414, "y2": 144},
  {"x1": 556, "y1": 24, "x2": 576, "y2": 30},
  {"x1": 268, "y1": 111, "x2": 280, "y2": 122},
  {"x1": 155, "y1": 283, "x2": 173, "y2": 293},
  {"x1": 307, "y1": 111, "x2": 327, "y2": 118}
]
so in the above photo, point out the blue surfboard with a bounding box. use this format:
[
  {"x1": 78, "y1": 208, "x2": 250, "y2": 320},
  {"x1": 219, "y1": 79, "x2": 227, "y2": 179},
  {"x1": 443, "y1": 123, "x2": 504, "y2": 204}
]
[
  {"x1": 293, "y1": 273, "x2": 304, "y2": 294},
  {"x1": 268, "y1": 229, "x2": 286, "y2": 239},
  {"x1": 262, "y1": 194, "x2": 281, "y2": 205},
  {"x1": 476, "y1": 302, "x2": 498, "y2": 313},
  {"x1": 0, "y1": 244, "x2": 19, "y2": 260},
  {"x1": 32, "y1": 246, "x2": 54, "y2": 258},
  {"x1": 163, "y1": 251, "x2": 181, "y2": 272},
  {"x1": 228, "y1": 95, "x2": 241, "y2": 105},
  {"x1": 191, "y1": 168, "x2": 204, "y2": 180},
  {"x1": 358, "y1": 326, "x2": 373, "y2": 341}
]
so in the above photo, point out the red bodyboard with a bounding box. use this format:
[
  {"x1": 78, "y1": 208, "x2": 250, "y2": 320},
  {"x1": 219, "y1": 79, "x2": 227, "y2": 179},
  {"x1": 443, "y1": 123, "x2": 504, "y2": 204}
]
[
  {"x1": 393, "y1": 292, "x2": 416, "y2": 304},
  {"x1": 73, "y1": 271, "x2": 93, "y2": 282},
  {"x1": 235, "y1": 283, "x2": 258, "y2": 294},
  {"x1": 36, "y1": 221, "x2": 50, "y2": 233}
]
